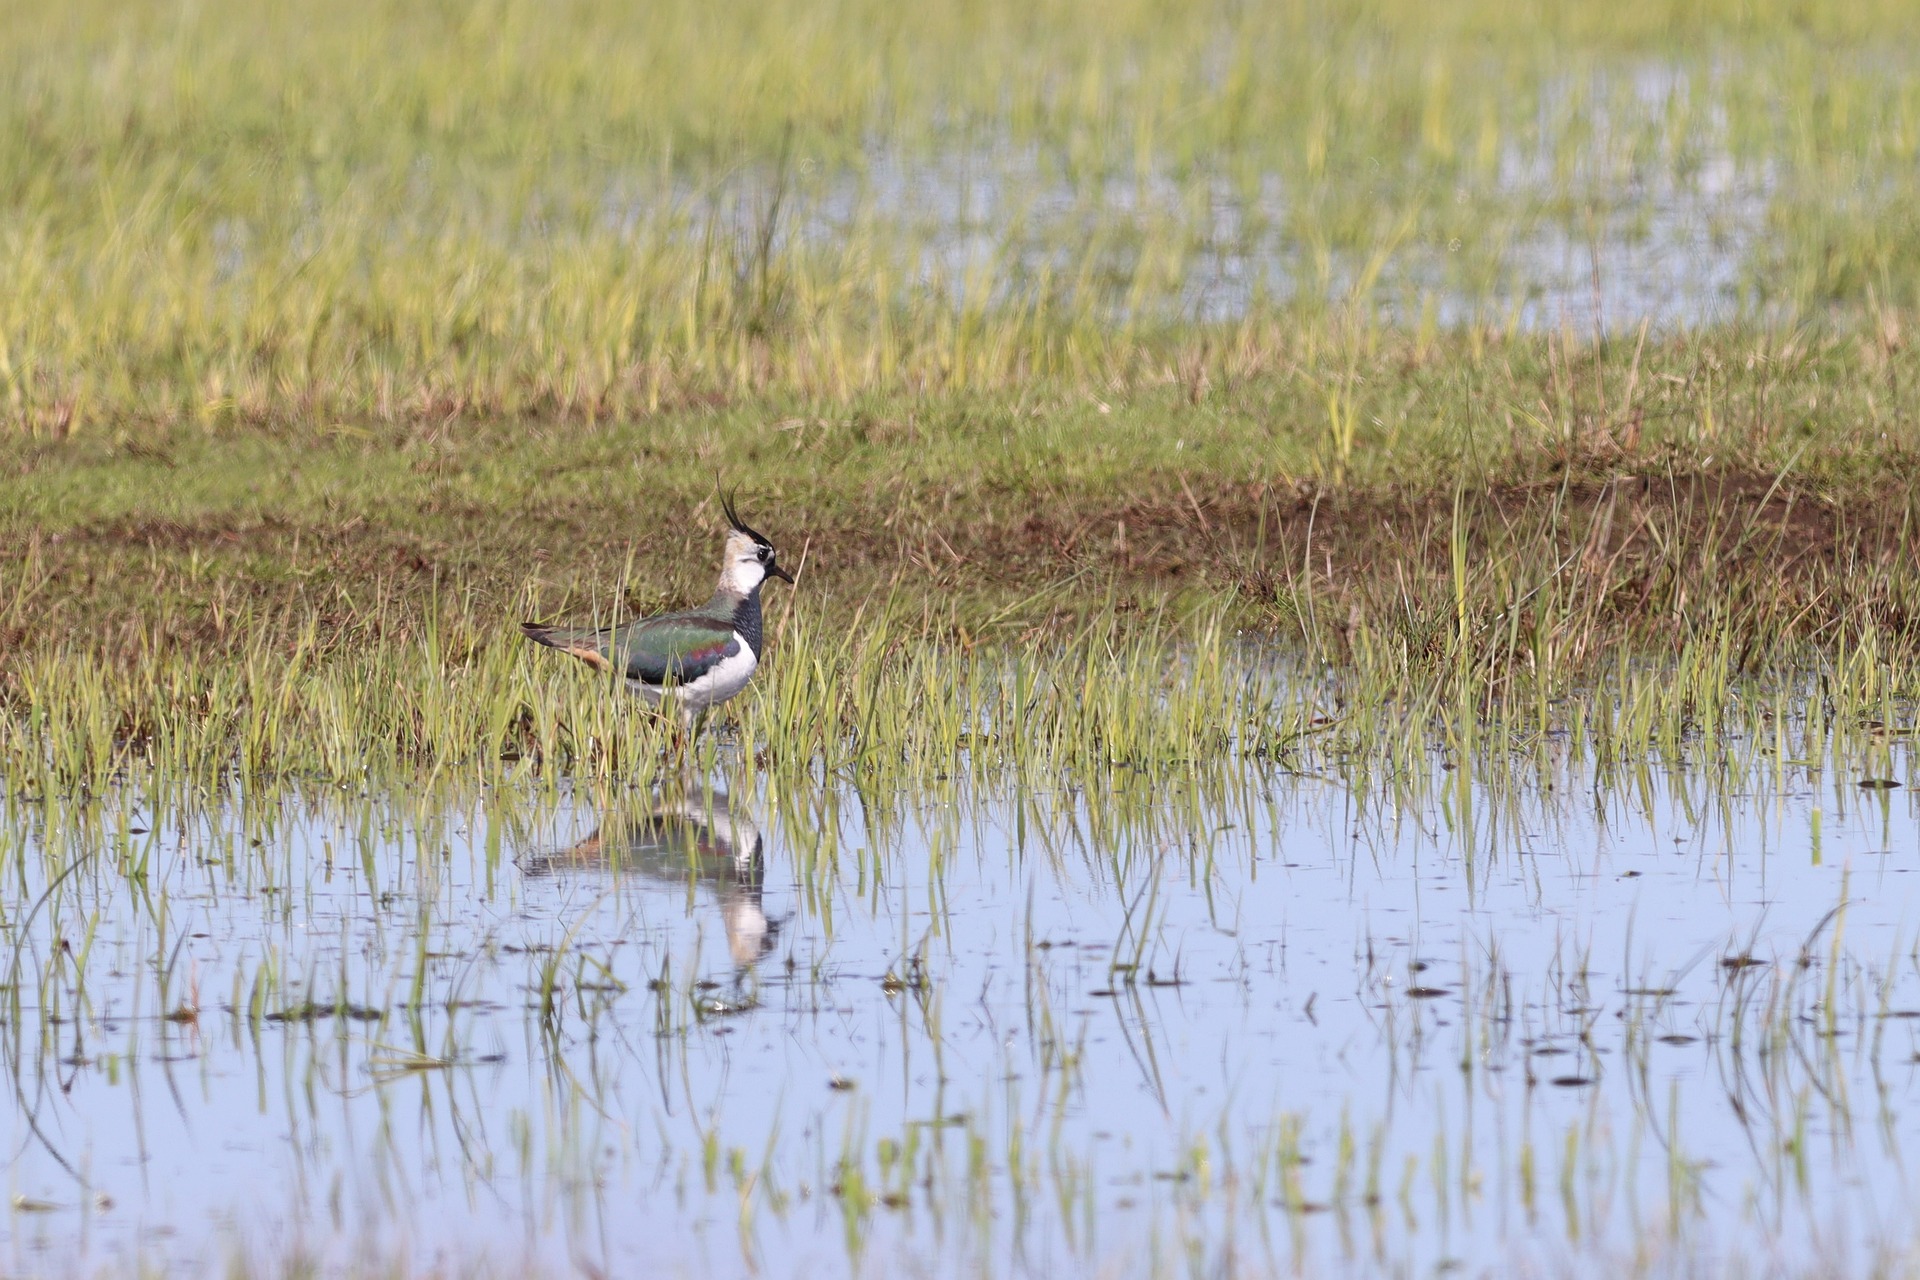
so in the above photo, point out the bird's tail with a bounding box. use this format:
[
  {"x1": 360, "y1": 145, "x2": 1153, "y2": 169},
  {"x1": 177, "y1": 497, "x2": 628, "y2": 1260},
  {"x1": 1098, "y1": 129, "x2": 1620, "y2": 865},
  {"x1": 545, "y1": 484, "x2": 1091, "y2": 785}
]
[
  {"x1": 520, "y1": 622, "x2": 614, "y2": 672},
  {"x1": 520, "y1": 621, "x2": 570, "y2": 648}
]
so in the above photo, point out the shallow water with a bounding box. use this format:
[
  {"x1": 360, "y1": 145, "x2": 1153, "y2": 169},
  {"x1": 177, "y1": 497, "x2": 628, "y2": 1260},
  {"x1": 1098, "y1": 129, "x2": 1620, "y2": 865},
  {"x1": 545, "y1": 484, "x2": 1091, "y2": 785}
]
[
  {"x1": 791, "y1": 133, "x2": 1766, "y2": 333},
  {"x1": 602, "y1": 64, "x2": 1771, "y2": 339},
  {"x1": 6, "y1": 739, "x2": 1920, "y2": 1277}
]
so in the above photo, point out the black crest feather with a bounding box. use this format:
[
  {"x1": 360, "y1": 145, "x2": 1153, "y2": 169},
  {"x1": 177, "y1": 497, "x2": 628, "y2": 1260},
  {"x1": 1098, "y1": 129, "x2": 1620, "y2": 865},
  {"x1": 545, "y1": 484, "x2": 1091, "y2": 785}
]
[{"x1": 720, "y1": 489, "x2": 774, "y2": 549}]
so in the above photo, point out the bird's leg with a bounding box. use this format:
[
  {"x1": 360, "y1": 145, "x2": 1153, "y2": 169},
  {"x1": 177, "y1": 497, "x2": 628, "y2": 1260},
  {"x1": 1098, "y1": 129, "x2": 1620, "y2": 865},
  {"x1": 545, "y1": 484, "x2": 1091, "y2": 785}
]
[
  {"x1": 663, "y1": 699, "x2": 697, "y2": 764},
  {"x1": 650, "y1": 696, "x2": 686, "y2": 765}
]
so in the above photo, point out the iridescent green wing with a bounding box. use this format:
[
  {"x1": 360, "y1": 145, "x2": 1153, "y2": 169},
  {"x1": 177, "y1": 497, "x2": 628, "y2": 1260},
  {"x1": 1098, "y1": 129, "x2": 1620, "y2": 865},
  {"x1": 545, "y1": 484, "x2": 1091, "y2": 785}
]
[{"x1": 614, "y1": 611, "x2": 741, "y2": 686}]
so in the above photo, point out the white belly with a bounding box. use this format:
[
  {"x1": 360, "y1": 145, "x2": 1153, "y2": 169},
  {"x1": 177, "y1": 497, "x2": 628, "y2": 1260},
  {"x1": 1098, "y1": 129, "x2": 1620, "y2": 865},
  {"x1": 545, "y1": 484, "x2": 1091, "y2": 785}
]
[{"x1": 625, "y1": 635, "x2": 758, "y2": 712}]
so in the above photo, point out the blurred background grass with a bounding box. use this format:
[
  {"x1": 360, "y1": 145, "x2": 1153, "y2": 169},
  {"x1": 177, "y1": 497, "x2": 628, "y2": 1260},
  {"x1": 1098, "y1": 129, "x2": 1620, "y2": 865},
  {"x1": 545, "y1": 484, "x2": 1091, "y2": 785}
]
[{"x1": 7, "y1": 0, "x2": 1920, "y2": 436}]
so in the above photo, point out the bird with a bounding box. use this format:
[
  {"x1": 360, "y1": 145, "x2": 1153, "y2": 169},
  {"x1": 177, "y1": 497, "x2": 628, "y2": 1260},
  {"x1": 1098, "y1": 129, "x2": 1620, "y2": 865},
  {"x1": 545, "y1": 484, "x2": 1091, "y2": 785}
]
[
  {"x1": 521, "y1": 495, "x2": 795, "y2": 724},
  {"x1": 518, "y1": 791, "x2": 777, "y2": 968}
]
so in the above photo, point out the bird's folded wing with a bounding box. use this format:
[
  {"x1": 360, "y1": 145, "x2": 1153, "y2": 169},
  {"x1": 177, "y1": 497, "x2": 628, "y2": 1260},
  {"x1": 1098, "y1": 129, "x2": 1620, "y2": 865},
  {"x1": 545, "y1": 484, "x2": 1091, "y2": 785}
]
[{"x1": 619, "y1": 616, "x2": 741, "y2": 686}]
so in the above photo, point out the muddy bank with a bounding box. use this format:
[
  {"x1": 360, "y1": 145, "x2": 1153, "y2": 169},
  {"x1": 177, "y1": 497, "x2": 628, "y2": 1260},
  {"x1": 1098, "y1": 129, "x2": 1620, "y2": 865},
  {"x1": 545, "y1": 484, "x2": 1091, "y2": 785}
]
[{"x1": 6, "y1": 466, "x2": 1917, "y2": 669}]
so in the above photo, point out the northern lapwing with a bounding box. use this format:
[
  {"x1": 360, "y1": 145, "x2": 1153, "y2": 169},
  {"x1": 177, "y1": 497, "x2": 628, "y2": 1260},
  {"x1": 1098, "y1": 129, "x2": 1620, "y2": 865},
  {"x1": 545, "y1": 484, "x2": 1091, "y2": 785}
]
[
  {"x1": 518, "y1": 792, "x2": 776, "y2": 967},
  {"x1": 521, "y1": 496, "x2": 794, "y2": 724}
]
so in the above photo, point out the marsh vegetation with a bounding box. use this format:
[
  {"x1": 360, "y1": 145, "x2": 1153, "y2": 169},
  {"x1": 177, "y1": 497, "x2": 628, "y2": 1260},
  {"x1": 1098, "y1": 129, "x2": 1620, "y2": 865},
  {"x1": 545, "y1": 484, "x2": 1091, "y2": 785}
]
[{"x1": 7, "y1": 0, "x2": 1920, "y2": 1275}]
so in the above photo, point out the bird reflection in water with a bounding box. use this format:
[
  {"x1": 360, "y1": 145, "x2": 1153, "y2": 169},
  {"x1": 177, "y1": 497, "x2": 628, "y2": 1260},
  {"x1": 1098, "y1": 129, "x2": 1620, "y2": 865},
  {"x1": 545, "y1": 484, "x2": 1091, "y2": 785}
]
[{"x1": 519, "y1": 790, "x2": 778, "y2": 969}]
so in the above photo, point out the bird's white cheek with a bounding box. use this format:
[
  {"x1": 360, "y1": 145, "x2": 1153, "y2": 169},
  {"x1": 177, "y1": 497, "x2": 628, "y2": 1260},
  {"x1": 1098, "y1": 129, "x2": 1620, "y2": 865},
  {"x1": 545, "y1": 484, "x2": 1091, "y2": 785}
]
[{"x1": 725, "y1": 560, "x2": 766, "y2": 593}]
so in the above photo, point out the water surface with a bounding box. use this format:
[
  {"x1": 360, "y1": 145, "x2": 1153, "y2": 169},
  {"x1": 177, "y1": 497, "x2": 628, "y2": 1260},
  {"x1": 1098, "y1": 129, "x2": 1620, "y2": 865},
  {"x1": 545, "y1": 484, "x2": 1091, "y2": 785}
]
[{"x1": 6, "y1": 739, "x2": 1920, "y2": 1276}]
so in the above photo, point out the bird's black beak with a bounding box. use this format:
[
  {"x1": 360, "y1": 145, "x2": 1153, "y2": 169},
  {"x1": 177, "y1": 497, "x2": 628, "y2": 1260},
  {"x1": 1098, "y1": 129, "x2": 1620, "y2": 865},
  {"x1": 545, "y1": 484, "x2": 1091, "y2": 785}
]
[{"x1": 768, "y1": 562, "x2": 796, "y2": 584}]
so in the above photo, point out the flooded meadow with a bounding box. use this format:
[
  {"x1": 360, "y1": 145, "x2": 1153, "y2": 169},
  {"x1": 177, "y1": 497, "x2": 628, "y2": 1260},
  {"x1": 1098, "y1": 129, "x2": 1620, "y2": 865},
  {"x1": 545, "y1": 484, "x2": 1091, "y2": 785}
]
[
  {"x1": 9, "y1": 684, "x2": 1920, "y2": 1278},
  {"x1": 12, "y1": 3, "x2": 1920, "y2": 1276}
]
